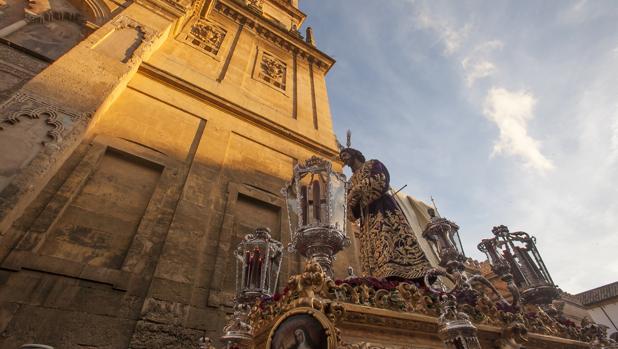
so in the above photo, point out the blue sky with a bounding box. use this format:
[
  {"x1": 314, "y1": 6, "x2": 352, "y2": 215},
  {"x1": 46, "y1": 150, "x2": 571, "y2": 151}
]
[{"x1": 299, "y1": 0, "x2": 618, "y2": 293}]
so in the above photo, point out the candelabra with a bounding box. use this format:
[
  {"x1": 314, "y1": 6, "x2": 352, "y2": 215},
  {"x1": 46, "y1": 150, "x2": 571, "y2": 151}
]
[{"x1": 283, "y1": 156, "x2": 349, "y2": 277}]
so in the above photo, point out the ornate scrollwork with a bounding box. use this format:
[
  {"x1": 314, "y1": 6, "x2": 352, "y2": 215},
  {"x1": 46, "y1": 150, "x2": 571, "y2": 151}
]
[
  {"x1": 496, "y1": 312, "x2": 528, "y2": 349},
  {"x1": 257, "y1": 51, "x2": 287, "y2": 90},
  {"x1": 182, "y1": 19, "x2": 226, "y2": 55},
  {"x1": 247, "y1": 259, "x2": 600, "y2": 347},
  {"x1": 0, "y1": 92, "x2": 89, "y2": 144},
  {"x1": 248, "y1": 260, "x2": 441, "y2": 335},
  {"x1": 580, "y1": 316, "x2": 618, "y2": 348}
]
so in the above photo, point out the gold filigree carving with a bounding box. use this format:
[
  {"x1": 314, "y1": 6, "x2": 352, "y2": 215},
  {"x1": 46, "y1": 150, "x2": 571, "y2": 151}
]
[
  {"x1": 247, "y1": 260, "x2": 439, "y2": 335},
  {"x1": 257, "y1": 51, "x2": 287, "y2": 90},
  {"x1": 248, "y1": 261, "x2": 599, "y2": 346},
  {"x1": 347, "y1": 159, "x2": 430, "y2": 280},
  {"x1": 496, "y1": 313, "x2": 528, "y2": 349},
  {"x1": 182, "y1": 19, "x2": 226, "y2": 55}
]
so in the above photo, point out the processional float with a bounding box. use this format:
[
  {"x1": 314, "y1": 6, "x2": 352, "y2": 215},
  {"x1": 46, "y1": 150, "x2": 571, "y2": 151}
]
[{"x1": 201, "y1": 155, "x2": 616, "y2": 349}]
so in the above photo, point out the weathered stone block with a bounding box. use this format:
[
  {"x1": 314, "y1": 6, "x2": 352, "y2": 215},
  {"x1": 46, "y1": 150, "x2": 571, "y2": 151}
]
[
  {"x1": 129, "y1": 320, "x2": 202, "y2": 349},
  {"x1": 148, "y1": 277, "x2": 193, "y2": 304}
]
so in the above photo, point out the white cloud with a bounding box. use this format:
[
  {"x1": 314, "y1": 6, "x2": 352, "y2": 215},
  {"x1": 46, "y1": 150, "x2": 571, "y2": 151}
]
[
  {"x1": 463, "y1": 60, "x2": 496, "y2": 87},
  {"x1": 461, "y1": 40, "x2": 504, "y2": 86},
  {"x1": 482, "y1": 88, "x2": 555, "y2": 172},
  {"x1": 415, "y1": 10, "x2": 470, "y2": 55}
]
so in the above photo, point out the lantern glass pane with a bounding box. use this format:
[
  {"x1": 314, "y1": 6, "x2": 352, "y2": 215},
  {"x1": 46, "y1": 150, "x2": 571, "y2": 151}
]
[
  {"x1": 285, "y1": 183, "x2": 300, "y2": 236},
  {"x1": 297, "y1": 171, "x2": 328, "y2": 227},
  {"x1": 235, "y1": 248, "x2": 243, "y2": 296},
  {"x1": 329, "y1": 172, "x2": 346, "y2": 232},
  {"x1": 453, "y1": 231, "x2": 465, "y2": 257}
]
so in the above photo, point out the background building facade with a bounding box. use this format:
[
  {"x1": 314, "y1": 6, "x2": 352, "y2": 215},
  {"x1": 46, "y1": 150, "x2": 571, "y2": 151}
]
[
  {"x1": 0, "y1": 0, "x2": 367, "y2": 347},
  {"x1": 577, "y1": 281, "x2": 618, "y2": 340}
]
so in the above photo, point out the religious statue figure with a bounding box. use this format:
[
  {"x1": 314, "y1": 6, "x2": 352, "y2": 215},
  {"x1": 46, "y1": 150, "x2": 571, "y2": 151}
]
[
  {"x1": 339, "y1": 131, "x2": 430, "y2": 279},
  {"x1": 290, "y1": 328, "x2": 315, "y2": 349}
]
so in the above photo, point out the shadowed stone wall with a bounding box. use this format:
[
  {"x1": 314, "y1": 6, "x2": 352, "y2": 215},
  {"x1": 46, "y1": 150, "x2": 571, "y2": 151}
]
[{"x1": 0, "y1": 0, "x2": 362, "y2": 347}]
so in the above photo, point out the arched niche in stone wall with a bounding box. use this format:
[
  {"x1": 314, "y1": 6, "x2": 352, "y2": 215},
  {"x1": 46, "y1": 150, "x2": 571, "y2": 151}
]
[
  {"x1": 65, "y1": 0, "x2": 112, "y2": 25},
  {"x1": 94, "y1": 25, "x2": 145, "y2": 63}
]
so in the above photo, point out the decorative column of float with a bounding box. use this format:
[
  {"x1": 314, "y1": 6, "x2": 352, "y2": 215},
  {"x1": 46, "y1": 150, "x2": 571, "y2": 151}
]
[
  {"x1": 283, "y1": 156, "x2": 349, "y2": 277},
  {"x1": 486, "y1": 225, "x2": 559, "y2": 305},
  {"x1": 220, "y1": 228, "x2": 283, "y2": 349}
]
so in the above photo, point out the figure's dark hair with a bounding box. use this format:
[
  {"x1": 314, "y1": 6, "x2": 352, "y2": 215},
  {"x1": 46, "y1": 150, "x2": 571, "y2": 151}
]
[{"x1": 339, "y1": 148, "x2": 365, "y2": 163}]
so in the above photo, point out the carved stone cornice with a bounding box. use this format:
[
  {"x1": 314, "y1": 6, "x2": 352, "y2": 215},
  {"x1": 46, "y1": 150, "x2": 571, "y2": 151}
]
[
  {"x1": 266, "y1": 0, "x2": 306, "y2": 24},
  {"x1": 215, "y1": 0, "x2": 335, "y2": 72},
  {"x1": 134, "y1": 0, "x2": 190, "y2": 21}
]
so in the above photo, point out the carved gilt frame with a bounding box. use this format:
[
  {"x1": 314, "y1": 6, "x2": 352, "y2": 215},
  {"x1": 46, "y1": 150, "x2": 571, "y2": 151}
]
[{"x1": 265, "y1": 307, "x2": 338, "y2": 349}]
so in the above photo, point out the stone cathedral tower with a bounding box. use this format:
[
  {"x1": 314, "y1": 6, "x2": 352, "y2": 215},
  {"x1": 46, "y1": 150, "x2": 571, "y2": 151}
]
[{"x1": 0, "y1": 0, "x2": 359, "y2": 347}]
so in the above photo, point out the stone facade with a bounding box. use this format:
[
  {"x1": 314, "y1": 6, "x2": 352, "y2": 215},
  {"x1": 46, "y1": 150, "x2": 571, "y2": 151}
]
[{"x1": 0, "y1": 0, "x2": 361, "y2": 347}]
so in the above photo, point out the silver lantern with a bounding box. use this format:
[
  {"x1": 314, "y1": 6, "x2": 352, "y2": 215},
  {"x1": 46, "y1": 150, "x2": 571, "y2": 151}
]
[
  {"x1": 477, "y1": 235, "x2": 521, "y2": 308},
  {"x1": 234, "y1": 227, "x2": 283, "y2": 303},
  {"x1": 422, "y1": 208, "x2": 466, "y2": 272},
  {"x1": 437, "y1": 295, "x2": 482, "y2": 349},
  {"x1": 487, "y1": 225, "x2": 559, "y2": 305},
  {"x1": 283, "y1": 156, "x2": 349, "y2": 277},
  {"x1": 221, "y1": 228, "x2": 283, "y2": 348}
]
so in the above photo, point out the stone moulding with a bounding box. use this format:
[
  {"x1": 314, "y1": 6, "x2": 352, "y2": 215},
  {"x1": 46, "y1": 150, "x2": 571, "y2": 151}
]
[
  {"x1": 214, "y1": 0, "x2": 334, "y2": 72},
  {"x1": 248, "y1": 261, "x2": 599, "y2": 349},
  {"x1": 245, "y1": 0, "x2": 264, "y2": 14},
  {"x1": 107, "y1": 15, "x2": 158, "y2": 64},
  {"x1": 0, "y1": 91, "x2": 90, "y2": 144},
  {"x1": 132, "y1": 0, "x2": 189, "y2": 21},
  {"x1": 267, "y1": 0, "x2": 305, "y2": 22}
]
